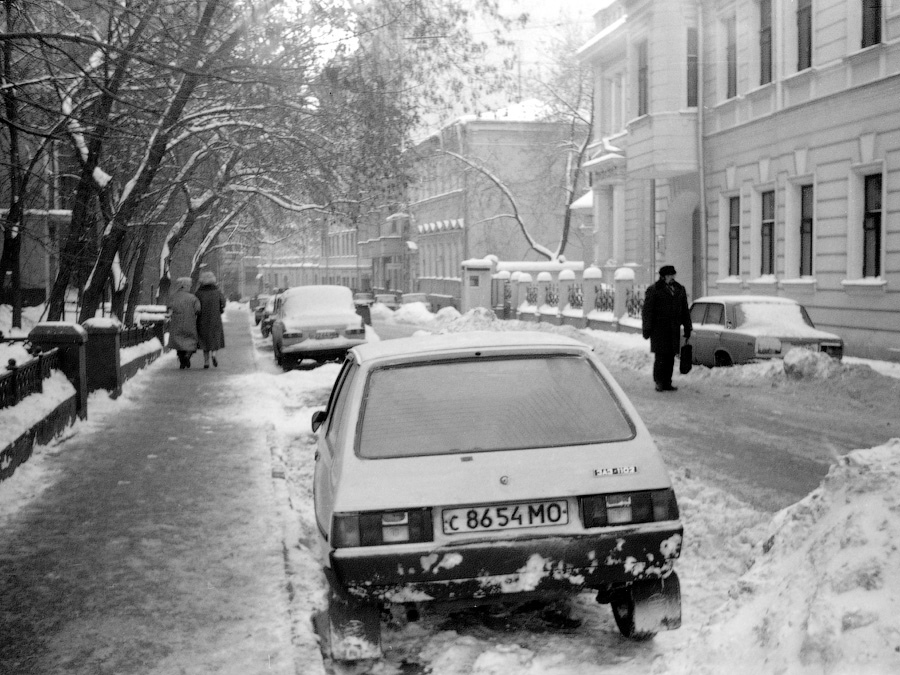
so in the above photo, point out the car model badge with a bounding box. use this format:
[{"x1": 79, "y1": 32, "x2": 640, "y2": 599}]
[{"x1": 594, "y1": 466, "x2": 637, "y2": 476}]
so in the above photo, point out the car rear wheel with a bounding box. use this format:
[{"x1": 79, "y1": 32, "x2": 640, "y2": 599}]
[
  {"x1": 314, "y1": 575, "x2": 382, "y2": 662},
  {"x1": 714, "y1": 351, "x2": 733, "y2": 368},
  {"x1": 610, "y1": 573, "x2": 681, "y2": 640}
]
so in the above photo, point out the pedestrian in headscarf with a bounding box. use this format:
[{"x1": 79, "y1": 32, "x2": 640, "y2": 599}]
[
  {"x1": 642, "y1": 265, "x2": 692, "y2": 391},
  {"x1": 167, "y1": 277, "x2": 200, "y2": 369},
  {"x1": 195, "y1": 270, "x2": 226, "y2": 368}
]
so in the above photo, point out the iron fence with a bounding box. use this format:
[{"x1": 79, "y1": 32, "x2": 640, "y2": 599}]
[
  {"x1": 594, "y1": 284, "x2": 615, "y2": 313},
  {"x1": 120, "y1": 324, "x2": 157, "y2": 349},
  {"x1": 0, "y1": 347, "x2": 60, "y2": 410},
  {"x1": 568, "y1": 284, "x2": 583, "y2": 310},
  {"x1": 626, "y1": 285, "x2": 647, "y2": 319}
]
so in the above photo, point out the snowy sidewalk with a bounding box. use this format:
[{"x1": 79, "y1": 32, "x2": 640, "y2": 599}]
[{"x1": 0, "y1": 308, "x2": 298, "y2": 675}]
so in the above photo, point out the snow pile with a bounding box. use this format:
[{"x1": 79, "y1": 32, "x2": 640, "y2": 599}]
[
  {"x1": 392, "y1": 302, "x2": 439, "y2": 325},
  {"x1": 0, "y1": 370, "x2": 76, "y2": 448},
  {"x1": 0, "y1": 341, "x2": 32, "y2": 367},
  {"x1": 370, "y1": 302, "x2": 395, "y2": 322},
  {"x1": 670, "y1": 438, "x2": 900, "y2": 675},
  {"x1": 783, "y1": 347, "x2": 849, "y2": 379}
]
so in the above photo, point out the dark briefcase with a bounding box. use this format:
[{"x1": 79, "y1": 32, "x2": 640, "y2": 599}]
[{"x1": 679, "y1": 343, "x2": 693, "y2": 374}]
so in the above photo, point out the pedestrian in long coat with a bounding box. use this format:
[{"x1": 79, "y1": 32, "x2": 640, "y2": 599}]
[
  {"x1": 642, "y1": 265, "x2": 692, "y2": 392},
  {"x1": 195, "y1": 270, "x2": 226, "y2": 368},
  {"x1": 167, "y1": 277, "x2": 201, "y2": 369}
]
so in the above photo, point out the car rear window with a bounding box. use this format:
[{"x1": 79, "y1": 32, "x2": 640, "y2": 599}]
[
  {"x1": 282, "y1": 287, "x2": 352, "y2": 315},
  {"x1": 735, "y1": 302, "x2": 814, "y2": 332},
  {"x1": 356, "y1": 354, "x2": 635, "y2": 458}
]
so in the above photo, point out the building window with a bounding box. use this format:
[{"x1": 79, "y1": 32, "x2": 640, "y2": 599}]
[
  {"x1": 687, "y1": 28, "x2": 698, "y2": 107},
  {"x1": 800, "y1": 185, "x2": 814, "y2": 276},
  {"x1": 726, "y1": 16, "x2": 737, "y2": 98},
  {"x1": 729, "y1": 196, "x2": 741, "y2": 276},
  {"x1": 637, "y1": 41, "x2": 649, "y2": 116},
  {"x1": 862, "y1": 0, "x2": 881, "y2": 48},
  {"x1": 798, "y1": 0, "x2": 812, "y2": 70},
  {"x1": 761, "y1": 190, "x2": 775, "y2": 275},
  {"x1": 863, "y1": 174, "x2": 882, "y2": 277},
  {"x1": 759, "y1": 0, "x2": 772, "y2": 85}
]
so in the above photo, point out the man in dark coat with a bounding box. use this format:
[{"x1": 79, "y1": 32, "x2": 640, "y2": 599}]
[{"x1": 642, "y1": 265, "x2": 692, "y2": 392}]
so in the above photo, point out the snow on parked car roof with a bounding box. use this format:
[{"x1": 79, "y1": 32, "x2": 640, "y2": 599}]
[
  {"x1": 350, "y1": 329, "x2": 592, "y2": 364},
  {"x1": 693, "y1": 295, "x2": 800, "y2": 305}
]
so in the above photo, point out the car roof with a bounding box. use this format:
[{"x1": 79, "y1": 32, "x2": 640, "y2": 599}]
[
  {"x1": 280, "y1": 284, "x2": 350, "y2": 297},
  {"x1": 351, "y1": 330, "x2": 592, "y2": 365},
  {"x1": 693, "y1": 295, "x2": 800, "y2": 305}
]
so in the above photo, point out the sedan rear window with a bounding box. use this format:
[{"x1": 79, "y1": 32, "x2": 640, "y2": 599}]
[
  {"x1": 356, "y1": 355, "x2": 635, "y2": 458},
  {"x1": 735, "y1": 302, "x2": 815, "y2": 334},
  {"x1": 282, "y1": 287, "x2": 353, "y2": 316}
]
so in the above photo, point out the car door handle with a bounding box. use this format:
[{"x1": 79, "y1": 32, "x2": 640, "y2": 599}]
[{"x1": 314, "y1": 451, "x2": 320, "y2": 461}]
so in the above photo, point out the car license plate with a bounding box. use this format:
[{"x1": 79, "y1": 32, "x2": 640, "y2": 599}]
[
  {"x1": 315, "y1": 330, "x2": 338, "y2": 339},
  {"x1": 442, "y1": 500, "x2": 568, "y2": 534}
]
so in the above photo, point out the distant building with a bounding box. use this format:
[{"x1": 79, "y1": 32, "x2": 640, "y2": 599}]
[
  {"x1": 578, "y1": 0, "x2": 900, "y2": 361},
  {"x1": 407, "y1": 103, "x2": 590, "y2": 308}
]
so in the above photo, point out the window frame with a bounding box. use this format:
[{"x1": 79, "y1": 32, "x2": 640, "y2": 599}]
[
  {"x1": 797, "y1": 0, "x2": 812, "y2": 71},
  {"x1": 759, "y1": 0, "x2": 773, "y2": 85},
  {"x1": 862, "y1": 0, "x2": 882, "y2": 48},
  {"x1": 799, "y1": 184, "x2": 814, "y2": 277},
  {"x1": 725, "y1": 16, "x2": 738, "y2": 99},
  {"x1": 729, "y1": 195, "x2": 741, "y2": 276},
  {"x1": 637, "y1": 40, "x2": 649, "y2": 117},
  {"x1": 760, "y1": 190, "x2": 776, "y2": 276},
  {"x1": 863, "y1": 173, "x2": 882, "y2": 278},
  {"x1": 687, "y1": 27, "x2": 699, "y2": 107}
]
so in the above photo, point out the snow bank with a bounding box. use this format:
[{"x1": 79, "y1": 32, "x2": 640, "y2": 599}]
[
  {"x1": 783, "y1": 347, "x2": 850, "y2": 379},
  {"x1": 669, "y1": 438, "x2": 900, "y2": 675},
  {"x1": 0, "y1": 370, "x2": 76, "y2": 448}
]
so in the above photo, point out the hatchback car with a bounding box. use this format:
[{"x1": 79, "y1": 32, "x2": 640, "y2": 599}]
[
  {"x1": 271, "y1": 285, "x2": 366, "y2": 369},
  {"x1": 688, "y1": 295, "x2": 843, "y2": 367},
  {"x1": 311, "y1": 331, "x2": 683, "y2": 661}
]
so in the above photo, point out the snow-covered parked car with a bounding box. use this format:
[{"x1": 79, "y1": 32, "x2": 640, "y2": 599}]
[
  {"x1": 311, "y1": 331, "x2": 683, "y2": 662},
  {"x1": 271, "y1": 285, "x2": 366, "y2": 369},
  {"x1": 688, "y1": 295, "x2": 843, "y2": 368}
]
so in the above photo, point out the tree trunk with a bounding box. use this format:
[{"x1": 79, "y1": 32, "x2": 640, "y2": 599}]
[{"x1": 124, "y1": 233, "x2": 151, "y2": 325}]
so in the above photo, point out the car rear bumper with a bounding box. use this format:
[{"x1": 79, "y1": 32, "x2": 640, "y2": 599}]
[
  {"x1": 330, "y1": 524, "x2": 683, "y2": 604},
  {"x1": 282, "y1": 336, "x2": 366, "y2": 359}
]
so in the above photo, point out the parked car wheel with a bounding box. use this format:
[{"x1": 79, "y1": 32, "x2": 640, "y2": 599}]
[
  {"x1": 610, "y1": 573, "x2": 681, "y2": 641},
  {"x1": 714, "y1": 351, "x2": 733, "y2": 368}
]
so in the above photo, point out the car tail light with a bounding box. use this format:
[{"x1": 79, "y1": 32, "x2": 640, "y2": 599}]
[
  {"x1": 345, "y1": 327, "x2": 365, "y2": 338},
  {"x1": 820, "y1": 343, "x2": 843, "y2": 359},
  {"x1": 581, "y1": 489, "x2": 679, "y2": 528},
  {"x1": 755, "y1": 336, "x2": 782, "y2": 355},
  {"x1": 283, "y1": 331, "x2": 304, "y2": 339},
  {"x1": 332, "y1": 508, "x2": 433, "y2": 548}
]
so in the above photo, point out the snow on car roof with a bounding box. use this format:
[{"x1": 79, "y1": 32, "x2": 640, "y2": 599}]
[
  {"x1": 693, "y1": 295, "x2": 800, "y2": 305},
  {"x1": 351, "y1": 330, "x2": 591, "y2": 364}
]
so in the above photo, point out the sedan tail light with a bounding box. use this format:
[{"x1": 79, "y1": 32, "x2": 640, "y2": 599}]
[
  {"x1": 345, "y1": 327, "x2": 365, "y2": 338},
  {"x1": 755, "y1": 336, "x2": 782, "y2": 356},
  {"x1": 332, "y1": 508, "x2": 434, "y2": 548},
  {"x1": 580, "y1": 488, "x2": 679, "y2": 528}
]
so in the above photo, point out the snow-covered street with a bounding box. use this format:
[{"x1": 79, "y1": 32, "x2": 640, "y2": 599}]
[{"x1": 3, "y1": 303, "x2": 900, "y2": 674}]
